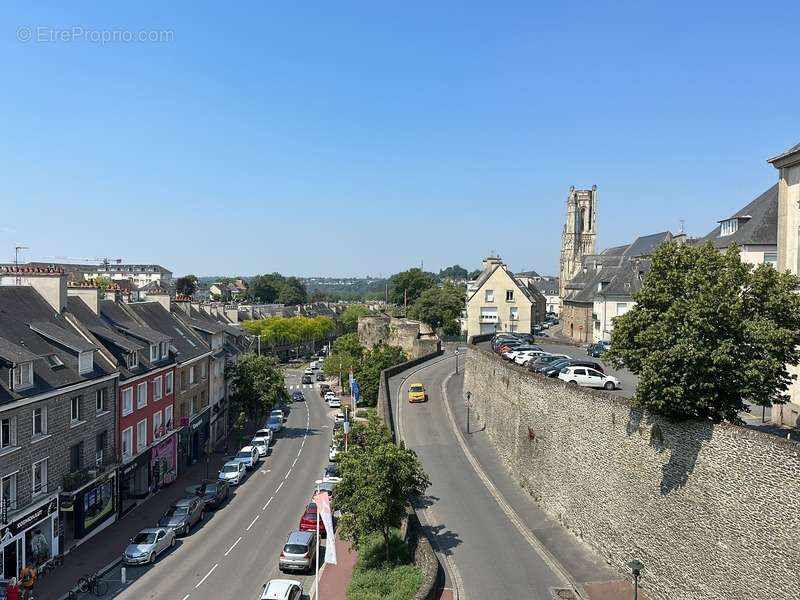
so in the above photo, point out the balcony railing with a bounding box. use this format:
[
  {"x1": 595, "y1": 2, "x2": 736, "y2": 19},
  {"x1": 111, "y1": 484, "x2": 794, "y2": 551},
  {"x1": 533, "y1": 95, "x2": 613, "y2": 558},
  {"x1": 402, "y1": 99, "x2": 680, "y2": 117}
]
[
  {"x1": 62, "y1": 456, "x2": 115, "y2": 492},
  {"x1": 479, "y1": 314, "x2": 499, "y2": 323}
]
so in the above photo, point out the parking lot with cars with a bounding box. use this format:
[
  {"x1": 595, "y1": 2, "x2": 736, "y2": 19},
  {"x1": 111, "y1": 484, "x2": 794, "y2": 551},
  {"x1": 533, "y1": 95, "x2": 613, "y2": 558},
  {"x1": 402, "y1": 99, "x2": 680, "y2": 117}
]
[{"x1": 64, "y1": 359, "x2": 340, "y2": 600}]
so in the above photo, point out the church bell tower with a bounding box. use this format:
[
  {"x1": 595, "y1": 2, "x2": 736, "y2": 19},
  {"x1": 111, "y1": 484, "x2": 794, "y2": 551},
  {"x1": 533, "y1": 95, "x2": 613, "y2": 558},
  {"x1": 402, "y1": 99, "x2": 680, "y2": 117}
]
[{"x1": 559, "y1": 185, "x2": 597, "y2": 299}]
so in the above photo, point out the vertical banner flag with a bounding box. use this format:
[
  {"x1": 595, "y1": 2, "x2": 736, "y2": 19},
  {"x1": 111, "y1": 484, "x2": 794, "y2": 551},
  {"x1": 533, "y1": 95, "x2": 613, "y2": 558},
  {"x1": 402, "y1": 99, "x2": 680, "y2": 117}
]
[
  {"x1": 314, "y1": 491, "x2": 337, "y2": 564},
  {"x1": 351, "y1": 379, "x2": 361, "y2": 405}
]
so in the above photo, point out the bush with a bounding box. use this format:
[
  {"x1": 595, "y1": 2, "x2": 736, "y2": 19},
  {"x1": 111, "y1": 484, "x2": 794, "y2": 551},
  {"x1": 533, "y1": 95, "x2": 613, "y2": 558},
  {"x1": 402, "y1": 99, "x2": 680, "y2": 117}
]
[
  {"x1": 355, "y1": 408, "x2": 376, "y2": 419},
  {"x1": 346, "y1": 531, "x2": 423, "y2": 600}
]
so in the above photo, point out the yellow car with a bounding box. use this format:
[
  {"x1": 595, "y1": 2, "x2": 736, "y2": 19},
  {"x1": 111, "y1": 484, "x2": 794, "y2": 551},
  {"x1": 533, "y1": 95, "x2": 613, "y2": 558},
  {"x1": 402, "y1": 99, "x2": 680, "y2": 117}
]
[{"x1": 408, "y1": 383, "x2": 427, "y2": 403}]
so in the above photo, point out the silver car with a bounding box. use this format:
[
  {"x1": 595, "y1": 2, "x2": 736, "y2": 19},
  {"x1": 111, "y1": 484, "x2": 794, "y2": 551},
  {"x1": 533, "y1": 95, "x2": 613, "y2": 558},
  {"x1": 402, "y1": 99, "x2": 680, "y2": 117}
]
[
  {"x1": 123, "y1": 527, "x2": 175, "y2": 565},
  {"x1": 279, "y1": 531, "x2": 316, "y2": 573}
]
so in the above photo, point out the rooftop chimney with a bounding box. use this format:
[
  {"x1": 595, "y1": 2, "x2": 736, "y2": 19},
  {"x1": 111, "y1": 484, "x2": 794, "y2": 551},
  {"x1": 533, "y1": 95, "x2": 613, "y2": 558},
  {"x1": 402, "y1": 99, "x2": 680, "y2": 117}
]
[
  {"x1": 0, "y1": 266, "x2": 67, "y2": 313},
  {"x1": 148, "y1": 291, "x2": 171, "y2": 312},
  {"x1": 174, "y1": 295, "x2": 192, "y2": 315},
  {"x1": 67, "y1": 281, "x2": 100, "y2": 314}
]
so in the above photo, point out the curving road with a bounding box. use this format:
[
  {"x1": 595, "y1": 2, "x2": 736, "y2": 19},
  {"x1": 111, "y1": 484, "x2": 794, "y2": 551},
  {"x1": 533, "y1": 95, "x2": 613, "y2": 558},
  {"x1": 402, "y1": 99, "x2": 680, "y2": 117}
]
[
  {"x1": 391, "y1": 352, "x2": 568, "y2": 600},
  {"x1": 117, "y1": 368, "x2": 333, "y2": 600}
]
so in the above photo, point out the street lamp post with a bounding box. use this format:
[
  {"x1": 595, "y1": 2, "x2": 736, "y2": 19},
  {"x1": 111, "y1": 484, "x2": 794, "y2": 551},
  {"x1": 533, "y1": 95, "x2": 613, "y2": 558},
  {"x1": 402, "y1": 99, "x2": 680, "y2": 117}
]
[
  {"x1": 628, "y1": 559, "x2": 643, "y2": 600},
  {"x1": 454, "y1": 348, "x2": 459, "y2": 375},
  {"x1": 465, "y1": 391, "x2": 471, "y2": 434}
]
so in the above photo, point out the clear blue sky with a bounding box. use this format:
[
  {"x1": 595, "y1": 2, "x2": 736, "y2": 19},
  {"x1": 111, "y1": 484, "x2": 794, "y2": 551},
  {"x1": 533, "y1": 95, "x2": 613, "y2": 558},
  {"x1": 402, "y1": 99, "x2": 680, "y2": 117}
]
[{"x1": 1, "y1": 1, "x2": 797, "y2": 278}]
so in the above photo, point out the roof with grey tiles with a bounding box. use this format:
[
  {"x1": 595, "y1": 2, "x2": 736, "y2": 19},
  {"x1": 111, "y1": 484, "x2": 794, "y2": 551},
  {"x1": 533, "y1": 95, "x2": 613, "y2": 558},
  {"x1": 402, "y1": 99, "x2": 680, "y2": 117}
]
[{"x1": 699, "y1": 184, "x2": 778, "y2": 248}]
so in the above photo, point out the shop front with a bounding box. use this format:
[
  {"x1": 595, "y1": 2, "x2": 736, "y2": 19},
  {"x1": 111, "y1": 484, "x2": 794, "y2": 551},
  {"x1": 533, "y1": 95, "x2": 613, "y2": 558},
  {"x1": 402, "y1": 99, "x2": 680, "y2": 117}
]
[
  {"x1": 150, "y1": 433, "x2": 177, "y2": 493},
  {"x1": 59, "y1": 470, "x2": 117, "y2": 550},
  {"x1": 1, "y1": 494, "x2": 59, "y2": 579},
  {"x1": 118, "y1": 449, "x2": 151, "y2": 517}
]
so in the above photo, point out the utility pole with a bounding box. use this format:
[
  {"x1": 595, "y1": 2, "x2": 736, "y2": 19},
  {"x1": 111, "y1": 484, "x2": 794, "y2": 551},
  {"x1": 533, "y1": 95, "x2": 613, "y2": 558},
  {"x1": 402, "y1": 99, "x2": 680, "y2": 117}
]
[{"x1": 465, "y1": 391, "x2": 471, "y2": 434}]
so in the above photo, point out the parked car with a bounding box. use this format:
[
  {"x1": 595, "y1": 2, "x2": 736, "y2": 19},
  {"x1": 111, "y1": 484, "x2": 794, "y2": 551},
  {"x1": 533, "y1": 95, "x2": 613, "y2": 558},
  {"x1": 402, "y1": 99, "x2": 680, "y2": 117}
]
[
  {"x1": 260, "y1": 579, "x2": 304, "y2": 600},
  {"x1": 291, "y1": 390, "x2": 305, "y2": 402},
  {"x1": 587, "y1": 342, "x2": 610, "y2": 357},
  {"x1": 301, "y1": 374, "x2": 312, "y2": 384},
  {"x1": 251, "y1": 437, "x2": 269, "y2": 458},
  {"x1": 236, "y1": 446, "x2": 260, "y2": 470},
  {"x1": 158, "y1": 497, "x2": 205, "y2": 536},
  {"x1": 310, "y1": 361, "x2": 318, "y2": 370},
  {"x1": 511, "y1": 350, "x2": 549, "y2": 364},
  {"x1": 316, "y1": 371, "x2": 326, "y2": 381},
  {"x1": 333, "y1": 411, "x2": 346, "y2": 425},
  {"x1": 304, "y1": 368, "x2": 313, "y2": 375},
  {"x1": 540, "y1": 359, "x2": 605, "y2": 377},
  {"x1": 123, "y1": 528, "x2": 176, "y2": 565},
  {"x1": 329, "y1": 444, "x2": 340, "y2": 461},
  {"x1": 253, "y1": 428, "x2": 274, "y2": 447},
  {"x1": 317, "y1": 481, "x2": 336, "y2": 502},
  {"x1": 527, "y1": 354, "x2": 571, "y2": 370},
  {"x1": 190, "y1": 480, "x2": 230, "y2": 509},
  {"x1": 558, "y1": 366, "x2": 620, "y2": 390},
  {"x1": 266, "y1": 415, "x2": 283, "y2": 434},
  {"x1": 219, "y1": 460, "x2": 246, "y2": 485},
  {"x1": 279, "y1": 531, "x2": 317, "y2": 573},
  {"x1": 272, "y1": 408, "x2": 287, "y2": 423},
  {"x1": 407, "y1": 383, "x2": 427, "y2": 403},
  {"x1": 322, "y1": 463, "x2": 341, "y2": 483},
  {"x1": 319, "y1": 384, "x2": 332, "y2": 397},
  {"x1": 299, "y1": 502, "x2": 325, "y2": 537},
  {"x1": 328, "y1": 396, "x2": 341, "y2": 408}
]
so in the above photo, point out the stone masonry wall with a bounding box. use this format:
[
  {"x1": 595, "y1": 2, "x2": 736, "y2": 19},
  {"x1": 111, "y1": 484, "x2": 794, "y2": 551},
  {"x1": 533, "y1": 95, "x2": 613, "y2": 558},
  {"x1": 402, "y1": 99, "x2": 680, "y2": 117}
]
[{"x1": 463, "y1": 344, "x2": 800, "y2": 600}]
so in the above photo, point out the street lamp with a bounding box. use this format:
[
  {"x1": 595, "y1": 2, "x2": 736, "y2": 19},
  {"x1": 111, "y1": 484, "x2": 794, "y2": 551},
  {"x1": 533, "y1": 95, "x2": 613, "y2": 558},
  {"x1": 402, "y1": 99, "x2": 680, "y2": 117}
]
[
  {"x1": 454, "y1": 348, "x2": 460, "y2": 375},
  {"x1": 628, "y1": 559, "x2": 643, "y2": 600},
  {"x1": 465, "y1": 391, "x2": 472, "y2": 434}
]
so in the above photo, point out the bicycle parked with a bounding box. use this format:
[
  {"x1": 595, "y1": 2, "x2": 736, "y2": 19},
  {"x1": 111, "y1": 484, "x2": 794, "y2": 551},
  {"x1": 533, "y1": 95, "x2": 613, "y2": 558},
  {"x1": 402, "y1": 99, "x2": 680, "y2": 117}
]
[{"x1": 68, "y1": 573, "x2": 108, "y2": 597}]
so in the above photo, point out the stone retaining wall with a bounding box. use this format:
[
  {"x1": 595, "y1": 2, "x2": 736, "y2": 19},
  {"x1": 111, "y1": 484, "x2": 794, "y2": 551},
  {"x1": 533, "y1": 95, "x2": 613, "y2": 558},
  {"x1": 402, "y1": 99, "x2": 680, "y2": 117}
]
[{"x1": 463, "y1": 344, "x2": 800, "y2": 600}]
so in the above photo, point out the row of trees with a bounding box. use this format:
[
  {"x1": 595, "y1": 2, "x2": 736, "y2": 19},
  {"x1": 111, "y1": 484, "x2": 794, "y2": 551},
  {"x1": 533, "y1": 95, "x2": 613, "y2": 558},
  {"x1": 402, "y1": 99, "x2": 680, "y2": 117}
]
[
  {"x1": 226, "y1": 353, "x2": 286, "y2": 425},
  {"x1": 247, "y1": 273, "x2": 308, "y2": 305},
  {"x1": 336, "y1": 415, "x2": 430, "y2": 563},
  {"x1": 323, "y1": 334, "x2": 406, "y2": 404},
  {"x1": 243, "y1": 315, "x2": 335, "y2": 354}
]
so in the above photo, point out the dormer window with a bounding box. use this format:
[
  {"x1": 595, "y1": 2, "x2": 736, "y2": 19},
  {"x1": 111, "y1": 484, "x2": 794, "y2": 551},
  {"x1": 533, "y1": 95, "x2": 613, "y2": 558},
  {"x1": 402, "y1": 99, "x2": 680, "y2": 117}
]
[
  {"x1": 12, "y1": 362, "x2": 33, "y2": 391},
  {"x1": 160, "y1": 341, "x2": 169, "y2": 358},
  {"x1": 720, "y1": 219, "x2": 738, "y2": 236},
  {"x1": 127, "y1": 351, "x2": 139, "y2": 370},
  {"x1": 150, "y1": 344, "x2": 159, "y2": 362},
  {"x1": 78, "y1": 351, "x2": 94, "y2": 374}
]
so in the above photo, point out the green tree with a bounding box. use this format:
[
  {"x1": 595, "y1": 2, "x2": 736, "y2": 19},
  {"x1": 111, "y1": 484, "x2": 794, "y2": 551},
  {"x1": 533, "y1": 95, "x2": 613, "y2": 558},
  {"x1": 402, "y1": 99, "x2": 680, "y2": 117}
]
[
  {"x1": 323, "y1": 333, "x2": 365, "y2": 391},
  {"x1": 278, "y1": 276, "x2": 308, "y2": 305},
  {"x1": 407, "y1": 283, "x2": 465, "y2": 335},
  {"x1": 176, "y1": 274, "x2": 198, "y2": 296},
  {"x1": 438, "y1": 265, "x2": 468, "y2": 280},
  {"x1": 606, "y1": 242, "x2": 800, "y2": 423},
  {"x1": 468, "y1": 269, "x2": 481, "y2": 280},
  {"x1": 93, "y1": 275, "x2": 114, "y2": 296},
  {"x1": 341, "y1": 304, "x2": 371, "y2": 333},
  {"x1": 248, "y1": 274, "x2": 281, "y2": 303},
  {"x1": 336, "y1": 433, "x2": 430, "y2": 563},
  {"x1": 227, "y1": 354, "x2": 286, "y2": 424},
  {"x1": 389, "y1": 269, "x2": 437, "y2": 307},
  {"x1": 355, "y1": 344, "x2": 407, "y2": 407}
]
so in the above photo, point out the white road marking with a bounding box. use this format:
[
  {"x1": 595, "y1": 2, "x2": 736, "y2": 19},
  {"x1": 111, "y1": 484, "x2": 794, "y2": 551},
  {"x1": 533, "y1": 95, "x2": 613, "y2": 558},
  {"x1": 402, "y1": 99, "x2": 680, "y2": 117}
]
[
  {"x1": 285, "y1": 469, "x2": 291, "y2": 480},
  {"x1": 301, "y1": 439, "x2": 305, "y2": 448},
  {"x1": 260, "y1": 469, "x2": 268, "y2": 474},
  {"x1": 224, "y1": 536, "x2": 242, "y2": 556},
  {"x1": 276, "y1": 481, "x2": 284, "y2": 492},
  {"x1": 297, "y1": 448, "x2": 302, "y2": 457},
  {"x1": 263, "y1": 497, "x2": 273, "y2": 510},
  {"x1": 195, "y1": 563, "x2": 218, "y2": 588},
  {"x1": 246, "y1": 515, "x2": 260, "y2": 531},
  {"x1": 292, "y1": 457, "x2": 298, "y2": 467},
  {"x1": 182, "y1": 595, "x2": 190, "y2": 600}
]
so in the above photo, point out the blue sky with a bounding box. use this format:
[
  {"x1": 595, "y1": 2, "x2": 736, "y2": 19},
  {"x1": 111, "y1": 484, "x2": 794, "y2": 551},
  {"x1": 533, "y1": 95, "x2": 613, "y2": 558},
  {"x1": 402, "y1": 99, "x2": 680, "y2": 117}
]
[{"x1": 1, "y1": 1, "x2": 797, "y2": 277}]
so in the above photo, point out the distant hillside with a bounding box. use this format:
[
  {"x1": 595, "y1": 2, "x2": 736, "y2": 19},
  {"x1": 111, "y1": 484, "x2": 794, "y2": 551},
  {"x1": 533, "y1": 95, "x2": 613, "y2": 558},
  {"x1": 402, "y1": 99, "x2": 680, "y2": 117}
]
[{"x1": 302, "y1": 277, "x2": 388, "y2": 301}]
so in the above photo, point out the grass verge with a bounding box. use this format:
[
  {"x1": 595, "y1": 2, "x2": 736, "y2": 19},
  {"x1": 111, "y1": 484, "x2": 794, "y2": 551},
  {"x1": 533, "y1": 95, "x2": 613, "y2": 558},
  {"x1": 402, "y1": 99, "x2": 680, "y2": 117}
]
[{"x1": 346, "y1": 530, "x2": 423, "y2": 600}]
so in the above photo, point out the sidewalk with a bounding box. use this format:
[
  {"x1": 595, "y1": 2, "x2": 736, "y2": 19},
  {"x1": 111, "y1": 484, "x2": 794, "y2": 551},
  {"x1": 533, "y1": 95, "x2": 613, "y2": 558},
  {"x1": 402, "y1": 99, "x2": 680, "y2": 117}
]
[
  {"x1": 446, "y1": 372, "x2": 647, "y2": 600},
  {"x1": 35, "y1": 446, "x2": 234, "y2": 600},
  {"x1": 316, "y1": 538, "x2": 358, "y2": 600}
]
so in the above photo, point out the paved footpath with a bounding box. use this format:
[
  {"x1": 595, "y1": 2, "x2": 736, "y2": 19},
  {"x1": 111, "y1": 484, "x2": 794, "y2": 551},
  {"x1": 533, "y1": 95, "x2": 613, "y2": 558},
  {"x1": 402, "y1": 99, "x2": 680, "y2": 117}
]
[{"x1": 315, "y1": 538, "x2": 357, "y2": 600}]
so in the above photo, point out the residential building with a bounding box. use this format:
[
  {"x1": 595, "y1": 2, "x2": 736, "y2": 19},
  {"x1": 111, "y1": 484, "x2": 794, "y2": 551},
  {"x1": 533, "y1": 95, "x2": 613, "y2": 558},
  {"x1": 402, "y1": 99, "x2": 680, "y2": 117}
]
[
  {"x1": 517, "y1": 272, "x2": 561, "y2": 316},
  {"x1": 698, "y1": 184, "x2": 778, "y2": 267},
  {"x1": 69, "y1": 289, "x2": 179, "y2": 518},
  {"x1": 559, "y1": 186, "x2": 598, "y2": 300},
  {"x1": 0, "y1": 267, "x2": 118, "y2": 570},
  {"x1": 94, "y1": 263, "x2": 173, "y2": 289},
  {"x1": 769, "y1": 142, "x2": 800, "y2": 427},
  {"x1": 465, "y1": 256, "x2": 546, "y2": 338}
]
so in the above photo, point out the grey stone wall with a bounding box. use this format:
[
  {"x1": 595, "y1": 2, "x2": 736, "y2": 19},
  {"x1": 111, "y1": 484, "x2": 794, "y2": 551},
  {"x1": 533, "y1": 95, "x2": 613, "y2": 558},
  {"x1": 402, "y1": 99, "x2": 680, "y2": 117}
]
[{"x1": 463, "y1": 345, "x2": 800, "y2": 600}]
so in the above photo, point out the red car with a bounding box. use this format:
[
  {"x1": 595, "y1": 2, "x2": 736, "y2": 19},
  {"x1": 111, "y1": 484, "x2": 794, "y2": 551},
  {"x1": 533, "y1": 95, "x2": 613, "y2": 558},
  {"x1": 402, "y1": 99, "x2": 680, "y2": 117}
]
[{"x1": 299, "y1": 503, "x2": 325, "y2": 538}]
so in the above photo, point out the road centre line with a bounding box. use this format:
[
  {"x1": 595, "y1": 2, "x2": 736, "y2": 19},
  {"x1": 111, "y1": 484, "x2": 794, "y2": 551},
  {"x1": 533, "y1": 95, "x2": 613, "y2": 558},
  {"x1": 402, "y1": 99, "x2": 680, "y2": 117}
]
[
  {"x1": 195, "y1": 563, "x2": 218, "y2": 588},
  {"x1": 263, "y1": 497, "x2": 273, "y2": 510},
  {"x1": 285, "y1": 469, "x2": 291, "y2": 480},
  {"x1": 277, "y1": 481, "x2": 284, "y2": 492},
  {"x1": 181, "y1": 595, "x2": 190, "y2": 600},
  {"x1": 246, "y1": 515, "x2": 260, "y2": 531},
  {"x1": 224, "y1": 536, "x2": 242, "y2": 556},
  {"x1": 292, "y1": 457, "x2": 298, "y2": 467}
]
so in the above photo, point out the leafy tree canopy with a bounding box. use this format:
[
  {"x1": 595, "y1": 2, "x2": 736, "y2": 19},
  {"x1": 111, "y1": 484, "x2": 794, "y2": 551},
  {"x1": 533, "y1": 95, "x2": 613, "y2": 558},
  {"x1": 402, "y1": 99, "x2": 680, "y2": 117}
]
[
  {"x1": 247, "y1": 273, "x2": 308, "y2": 305},
  {"x1": 468, "y1": 269, "x2": 481, "y2": 280},
  {"x1": 389, "y1": 268, "x2": 437, "y2": 306},
  {"x1": 354, "y1": 344, "x2": 407, "y2": 407},
  {"x1": 244, "y1": 316, "x2": 335, "y2": 349},
  {"x1": 606, "y1": 242, "x2": 800, "y2": 423},
  {"x1": 323, "y1": 333, "x2": 365, "y2": 391},
  {"x1": 93, "y1": 275, "x2": 114, "y2": 295},
  {"x1": 176, "y1": 274, "x2": 198, "y2": 296},
  {"x1": 407, "y1": 283, "x2": 465, "y2": 336},
  {"x1": 227, "y1": 353, "x2": 286, "y2": 423},
  {"x1": 341, "y1": 304, "x2": 371, "y2": 333},
  {"x1": 438, "y1": 265, "x2": 469, "y2": 280}
]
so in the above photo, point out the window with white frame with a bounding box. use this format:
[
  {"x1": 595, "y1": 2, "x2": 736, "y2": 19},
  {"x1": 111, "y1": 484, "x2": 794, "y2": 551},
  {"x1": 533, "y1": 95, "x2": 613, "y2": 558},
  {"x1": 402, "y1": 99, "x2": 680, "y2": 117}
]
[
  {"x1": 720, "y1": 219, "x2": 739, "y2": 236},
  {"x1": 1, "y1": 416, "x2": 17, "y2": 449},
  {"x1": 12, "y1": 361, "x2": 33, "y2": 390},
  {"x1": 150, "y1": 344, "x2": 159, "y2": 362},
  {"x1": 127, "y1": 352, "x2": 139, "y2": 370},
  {"x1": 165, "y1": 371, "x2": 174, "y2": 395},
  {"x1": 122, "y1": 427, "x2": 133, "y2": 459},
  {"x1": 1, "y1": 472, "x2": 17, "y2": 511},
  {"x1": 78, "y1": 350, "x2": 94, "y2": 374},
  {"x1": 189, "y1": 365, "x2": 196, "y2": 385},
  {"x1": 122, "y1": 387, "x2": 133, "y2": 416},
  {"x1": 200, "y1": 362, "x2": 207, "y2": 380},
  {"x1": 95, "y1": 431, "x2": 106, "y2": 466},
  {"x1": 96, "y1": 388, "x2": 107, "y2": 413},
  {"x1": 485, "y1": 289, "x2": 494, "y2": 302},
  {"x1": 32, "y1": 458, "x2": 47, "y2": 496},
  {"x1": 510, "y1": 307, "x2": 519, "y2": 321},
  {"x1": 70, "y1": 396, "x2": 82, "y2": 423},
  {"x1": 164, "y1": 405, "x2": 173, "y2": 431},
  {"x1": 136, "y1": 419, "x2": 148, "y2": 451},
  {"x1": 32, "y1": 407, "x2": 47, "y2": 437},
  {"x1": 153, "y1": 410, "x2": 163, "y2": 438},
  {"x1": 160, "y1": 341, "x2": 169, "y2": 358},
  {"x1": 137, "y1": 382, "x2": 147, "y2": 409}
]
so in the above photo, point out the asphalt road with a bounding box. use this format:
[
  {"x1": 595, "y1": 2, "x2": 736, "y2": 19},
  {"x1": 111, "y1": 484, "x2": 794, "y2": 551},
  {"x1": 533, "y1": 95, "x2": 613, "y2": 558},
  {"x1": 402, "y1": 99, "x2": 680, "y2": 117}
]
[
  {"x1": 391, "y1": 354, "x2": 566, "y2": 600},
  {"x1": 116, "y1": 368, "x2": 334, "y2": 600}
]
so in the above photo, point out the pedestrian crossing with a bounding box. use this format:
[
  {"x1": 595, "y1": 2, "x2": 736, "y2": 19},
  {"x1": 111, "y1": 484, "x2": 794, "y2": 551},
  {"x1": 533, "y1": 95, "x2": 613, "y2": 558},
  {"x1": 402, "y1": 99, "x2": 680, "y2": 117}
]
[{"x1": 287, "y1": 384, "x2": 314, "y2": 390}]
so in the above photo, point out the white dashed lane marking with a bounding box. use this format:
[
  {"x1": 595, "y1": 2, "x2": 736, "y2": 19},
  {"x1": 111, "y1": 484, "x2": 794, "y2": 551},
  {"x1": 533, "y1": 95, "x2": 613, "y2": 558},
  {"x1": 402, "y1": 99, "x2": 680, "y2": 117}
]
[
  {"x1": 182, "y1": 595, "x2": 190, "y2": 600},
  {"x1": 292, "y1": 457, "x2": 298, "y2": 467},
  {"x1": 263, "y1": 497, "x2": 273, "y2": 511},
  {"x1": 284, "y1": 469, "x2": 291, "y2": 480},
  {"x1": 276, "y1": 481, "x2": 284, "y2": 492},
  {"x1": 246, "y1": 515, "x2": 260, "y2": 531},
  {"x1": 224, "y1": 536, "x2": 242, "y2": 556},
  {"x1": 195, "y1": 564, "x2": 218, "y2": 588}
]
